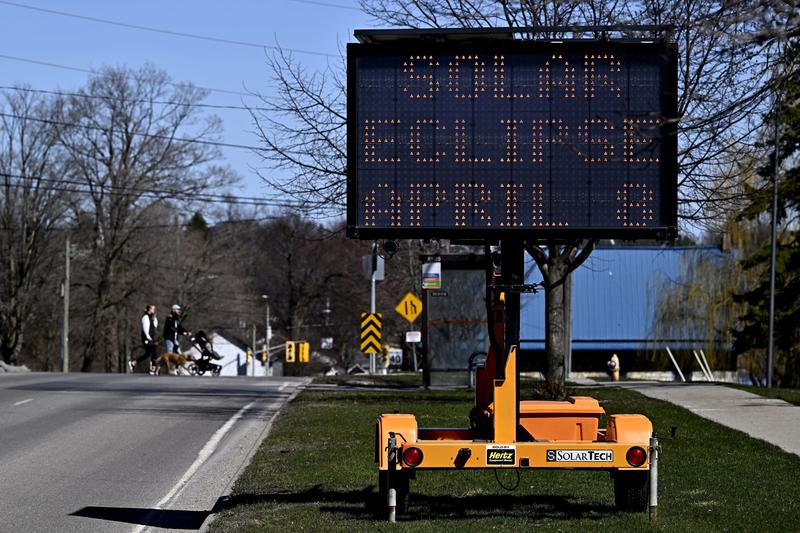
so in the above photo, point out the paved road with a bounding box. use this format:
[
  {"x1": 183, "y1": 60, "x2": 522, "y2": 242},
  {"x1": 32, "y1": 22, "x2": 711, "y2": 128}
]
[
  {"x1": 0, "y1": 372, "x2": 308, "y2": 533},
  {"x1": 613, "y1": 382, "x2": 800, "y2": 456}
]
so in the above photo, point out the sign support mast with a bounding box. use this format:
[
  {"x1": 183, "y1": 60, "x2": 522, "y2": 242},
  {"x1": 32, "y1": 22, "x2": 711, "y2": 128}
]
[{"x1": 370, "y1": 241, "x2": 378, "y2": 373}]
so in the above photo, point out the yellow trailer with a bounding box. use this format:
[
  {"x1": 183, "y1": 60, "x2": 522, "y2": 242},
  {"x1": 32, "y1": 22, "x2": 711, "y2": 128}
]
[{"x1": 375, "y1": 272, "x2": 657, "y2": 520}]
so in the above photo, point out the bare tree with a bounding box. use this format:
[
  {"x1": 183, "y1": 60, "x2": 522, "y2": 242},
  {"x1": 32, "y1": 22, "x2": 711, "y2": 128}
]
[
  {"x1": 59, "y1": 65, "x2": 231, "y2": 372},
  {"x1": 237, "y1": 214, "x2": 364, "y2": 372},
  {"x1": 0, "y1": 89, "x2": 68, "y2": 364},
  {"x1": 249, "y1": 52, "x2": 347, "y2": 216}
]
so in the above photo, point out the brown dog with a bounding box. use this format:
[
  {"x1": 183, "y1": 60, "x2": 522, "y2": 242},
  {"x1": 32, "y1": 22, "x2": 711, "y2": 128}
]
[{"x1": 154, "y1": 353, "x2": 196, "y2": 375}]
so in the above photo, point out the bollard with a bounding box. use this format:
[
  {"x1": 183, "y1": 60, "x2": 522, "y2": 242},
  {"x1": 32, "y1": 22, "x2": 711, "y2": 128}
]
[
  {"x1": 388, "y1": 487, "x2": 397, "y2": 523},
  {"x1": 607, "y1": 353, "x2": 620, "y2": 381},
  {"x1": 649, "y1": 435, "x2": 659, "y2": 523}
]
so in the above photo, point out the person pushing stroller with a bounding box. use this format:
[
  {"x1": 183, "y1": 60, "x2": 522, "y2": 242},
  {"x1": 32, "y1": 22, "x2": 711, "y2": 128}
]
[{"x1": 164, "y1": 304, "x2": 191, "y2": 354}]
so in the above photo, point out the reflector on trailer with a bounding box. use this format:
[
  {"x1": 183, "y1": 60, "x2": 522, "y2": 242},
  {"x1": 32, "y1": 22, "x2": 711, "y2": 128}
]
[
  {"x1": 403, "y1": 447, "x2": 424, "y2": 467},
  {"x1": 626, "y1": 446, "x2": 648, "y2": 467}
]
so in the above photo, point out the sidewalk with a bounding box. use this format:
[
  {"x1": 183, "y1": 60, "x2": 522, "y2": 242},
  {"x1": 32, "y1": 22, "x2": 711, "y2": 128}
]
[{"x1": 612, "y1": 382, "x2": 800, "y2": 456}]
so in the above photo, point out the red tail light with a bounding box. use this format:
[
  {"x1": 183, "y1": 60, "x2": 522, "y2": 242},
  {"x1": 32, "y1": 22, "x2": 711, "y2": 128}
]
[
  {"x1": 626, "y1": 446, "x2": 647, "y2": 467},
  {"x1": 402, "y1": 447, "x2": 424, "y2": 467}
]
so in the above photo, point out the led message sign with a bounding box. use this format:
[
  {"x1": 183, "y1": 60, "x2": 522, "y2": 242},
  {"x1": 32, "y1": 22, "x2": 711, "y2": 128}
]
[{"x1": 347, "y1": 40, "x2": 677, "y2": 239}]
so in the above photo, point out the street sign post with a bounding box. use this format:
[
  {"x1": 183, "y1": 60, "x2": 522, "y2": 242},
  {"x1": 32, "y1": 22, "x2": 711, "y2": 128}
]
[
  {"x1": 405, "y1": 331, "x2": 421, "y2": 343},
  {"x1": 421, "y1": 259, "x2": 442, "y2": 290},
  {"x1": 360, "y1": 312, "x2": 382, "y2": 354},
  {"x1": 395, "y1": 292, "x2": 423, "y2": 323}
]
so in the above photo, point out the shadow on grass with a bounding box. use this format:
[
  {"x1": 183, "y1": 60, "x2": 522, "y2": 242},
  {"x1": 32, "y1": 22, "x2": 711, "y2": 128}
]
[{"x1": 221, "y1": 485, "x2": 616, "y2": 522}]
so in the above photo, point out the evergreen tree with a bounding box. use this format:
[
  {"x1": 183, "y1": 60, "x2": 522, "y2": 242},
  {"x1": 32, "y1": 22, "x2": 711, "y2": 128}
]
[{"x1": 734, "y1": 44, "x2": 800, "y2": 387}]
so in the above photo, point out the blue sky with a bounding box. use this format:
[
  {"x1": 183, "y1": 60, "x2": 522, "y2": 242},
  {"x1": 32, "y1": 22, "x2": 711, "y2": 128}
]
[{"x1": 0, "y1": 0, "x2": 377, "y2": 206}]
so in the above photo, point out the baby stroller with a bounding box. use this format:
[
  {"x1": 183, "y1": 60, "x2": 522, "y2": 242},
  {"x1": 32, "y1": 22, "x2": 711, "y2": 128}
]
[{"x1": 189, "y1": 330, "x2": 223, "y2": 376}]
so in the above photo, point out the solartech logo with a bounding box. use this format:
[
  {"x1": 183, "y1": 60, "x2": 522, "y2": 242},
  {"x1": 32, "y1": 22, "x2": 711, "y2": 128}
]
[
  {"x1": 486, "y1": 445, "x2": 516, "y2": 465},
  {"x1": 546, "y1": 449, "x2": 614, "y2": 462}
]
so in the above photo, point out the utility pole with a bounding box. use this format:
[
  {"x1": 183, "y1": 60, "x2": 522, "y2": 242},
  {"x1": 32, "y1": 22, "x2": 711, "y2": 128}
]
[
  {"x1": 251, "y1": 323, "x2": 257, "y2": 377},
  {"x1": 767, "y1": 82, "x2": 781, "y2": 389},
  {"x1": 262, "y1": 294, "x2": 271, "y2": 377},
  {"x1": 61, "y1": 235, "x2": 70, "y2": 373}
]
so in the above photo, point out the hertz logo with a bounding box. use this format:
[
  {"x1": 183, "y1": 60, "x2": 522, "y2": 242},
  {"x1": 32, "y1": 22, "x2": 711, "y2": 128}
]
[
  {"x1": 488, "y1": 451, "x2": 514, "y2": 460},
  {"x1": 486, "y1": 446, "x2": 516, "y2": 465}
]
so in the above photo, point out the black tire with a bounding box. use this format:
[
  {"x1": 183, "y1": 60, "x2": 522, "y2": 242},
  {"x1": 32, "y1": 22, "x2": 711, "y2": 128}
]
[
  {"x1": 376, "y1": 469, "x2": 410, "y2": 517},
  {"x1": 613, "y1": 471, "x2": 649, "y2": 512}
]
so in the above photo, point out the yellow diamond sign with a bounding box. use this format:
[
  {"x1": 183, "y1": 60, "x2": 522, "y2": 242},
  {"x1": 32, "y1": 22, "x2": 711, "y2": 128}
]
[{"x1": 395, "y1": 292, "x2": 422, "y2": 324}]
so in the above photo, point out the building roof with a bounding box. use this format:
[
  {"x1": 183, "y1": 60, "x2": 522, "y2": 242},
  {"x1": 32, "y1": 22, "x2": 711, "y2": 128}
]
[{"x1": 520, "y1": 246, "x2": 723, "y2": 351}]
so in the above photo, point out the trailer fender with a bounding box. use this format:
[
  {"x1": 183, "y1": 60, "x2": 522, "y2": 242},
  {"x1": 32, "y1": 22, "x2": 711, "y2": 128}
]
[
  {"x1": 376, "y1": 414, "x2": 418, "y2": 470},
  {"x1": 606, "y1": 414, "x2": 652, "y2": 444}
]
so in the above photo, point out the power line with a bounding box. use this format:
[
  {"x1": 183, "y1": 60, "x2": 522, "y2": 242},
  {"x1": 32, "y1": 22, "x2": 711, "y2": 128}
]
[
  {"x1": 0, "y1": 111, "x2": 268, "y2": 153},
  {"x1": 286, "y1": 0, "x2": 363, "y2": 11},
  {"x1": 0, "y1": 0, "x2": 337, "y2": 58},
  {"x1": 0, "y1": 213, "x2": 300, "y2": 232},
  {"x1": 0, "y1": 172, "x2": 302, "y2": 209},
  {"x1": 0, "y1": 85, "x2": 266, "y2": 113},
  {"x1": 0, "y1": 53, "x2": 254, "y2": 98}
]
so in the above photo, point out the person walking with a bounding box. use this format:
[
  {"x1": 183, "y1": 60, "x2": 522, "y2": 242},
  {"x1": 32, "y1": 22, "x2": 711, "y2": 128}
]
[
  {"x1": 130, "y1": 304, "x2": 158, "y2": 373},
  {"x1": 163, "y1": 304, "x2": 191, "y2": 354}
]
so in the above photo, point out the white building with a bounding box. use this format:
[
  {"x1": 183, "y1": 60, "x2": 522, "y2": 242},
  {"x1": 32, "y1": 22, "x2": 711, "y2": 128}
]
[{"x1": 187, "y1": 331, "x2": 278, "y2": 377}]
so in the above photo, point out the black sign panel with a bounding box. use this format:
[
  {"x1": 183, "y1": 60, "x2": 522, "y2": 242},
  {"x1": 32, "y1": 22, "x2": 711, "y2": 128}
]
[{"x1": 347, "y1": 40, "x2": 677, "y2": 239}]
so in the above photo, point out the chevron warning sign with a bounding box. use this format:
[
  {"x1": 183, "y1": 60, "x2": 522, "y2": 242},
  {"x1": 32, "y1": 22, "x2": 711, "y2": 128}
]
[{"x1": 360, "y1": 312, "x2": 382, "y2": 354}]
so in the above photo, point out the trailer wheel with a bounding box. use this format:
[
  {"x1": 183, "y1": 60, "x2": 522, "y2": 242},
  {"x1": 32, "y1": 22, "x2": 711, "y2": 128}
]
[
  {"x1": 376, "y1": 470, "x2": 410, "y2": 516},
  {"x1": 613, "y1": 471, "x2": 648, "y2": 512}
]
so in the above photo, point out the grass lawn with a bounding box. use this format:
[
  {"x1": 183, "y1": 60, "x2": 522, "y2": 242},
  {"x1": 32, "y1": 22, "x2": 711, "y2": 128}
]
[
  {"x1": 725, "y1": 383, "x2": 800, "y2": 407},
  {"x1": 209, "y1": 385, "x2": 800, "y2": 532}
]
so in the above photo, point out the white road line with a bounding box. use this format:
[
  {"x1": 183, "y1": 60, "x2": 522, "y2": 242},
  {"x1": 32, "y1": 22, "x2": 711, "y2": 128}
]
[
  {"x1": 131, "y1": 401, "x2": 255, "y2": 533},
  {"x1": 12, "y1": 398, "x2": 33, "y2": 406}
]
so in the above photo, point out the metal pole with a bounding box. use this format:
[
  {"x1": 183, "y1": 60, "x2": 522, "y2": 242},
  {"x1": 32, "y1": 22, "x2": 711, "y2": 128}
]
[
  {"x1": 251, "y1": 324, "x2": 256, "y2": 377},
  {"x1": 387, "y1": 432, "x2": 397, "y2": 522},
  {"x1": 564, "y1": 272, "x2": 572, "y2": 378},
  {"x1": 370, "y1": 241, "x2": 377, "y2": 374},
  {"x1": 665, "y1": 346, "x2": 686, "y2": 382},
  {"x1": 699, "y1": 350, "x2": 714, "y2": 382},
  {"x1": 265, "y1": 296, "x2": 271, "y2": 377},
  {"x1": 649, "y1": 435, "x2": 659, "y2": 523},
  {"x1": 62, "y1": 234, "x2": 70, "y2": 373},
  {"x1": 388, "y1": 487, "x2": 396, "y2": 522},
  {"x1": 767, "y1": 85, "x2": 781, "y2": 389},
  {"x1": 693, "y1": 350, "x2": 712, "y2": 381}
]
